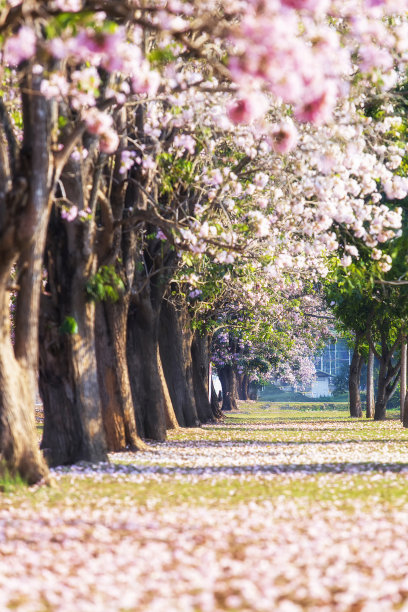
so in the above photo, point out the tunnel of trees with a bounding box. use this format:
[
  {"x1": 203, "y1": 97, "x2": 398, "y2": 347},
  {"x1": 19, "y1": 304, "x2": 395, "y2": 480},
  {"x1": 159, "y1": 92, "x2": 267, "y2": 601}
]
[{"x1": 2, "y1": 2, "x2": 408, "y2": 484}]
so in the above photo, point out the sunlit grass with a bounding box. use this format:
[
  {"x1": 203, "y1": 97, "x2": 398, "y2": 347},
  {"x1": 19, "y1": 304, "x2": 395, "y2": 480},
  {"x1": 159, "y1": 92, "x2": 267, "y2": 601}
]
[
  {"x1": 0, "y1": 465, "x2": 27, "y2": 494},
  {"x1": 5, "y1": 469, "x2": 408, "y2": 515},
  {"x1": 4, "y1": 401, "x2": 408, "y2": 514}
]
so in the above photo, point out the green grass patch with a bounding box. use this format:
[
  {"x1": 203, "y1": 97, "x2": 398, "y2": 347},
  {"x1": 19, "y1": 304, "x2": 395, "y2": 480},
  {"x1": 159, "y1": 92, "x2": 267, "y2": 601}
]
[
  {"x1": 7, "y1": 401, "x2": 408, "y2": 514},
  {"x1": 0, "y1": 465, "x2": 27, "y2": 493},
  {"x1": 4, "y1": 470, "x2": 408, "y2": 514}
]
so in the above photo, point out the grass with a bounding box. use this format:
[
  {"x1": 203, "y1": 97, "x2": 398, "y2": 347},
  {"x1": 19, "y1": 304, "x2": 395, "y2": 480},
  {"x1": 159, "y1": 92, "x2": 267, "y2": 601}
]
[
  {"x1": 19, "y1": 470, "x2": 408, "y2": 509},
  {"x1": 4, "y1": 400, "x2": 408, "y2": 513},
  {"x1": 258, "y1": 386, "x2": 350, "y2": 403},
  {"x1": 0, "y1": 466, "x2": 27, "y2": 493}
]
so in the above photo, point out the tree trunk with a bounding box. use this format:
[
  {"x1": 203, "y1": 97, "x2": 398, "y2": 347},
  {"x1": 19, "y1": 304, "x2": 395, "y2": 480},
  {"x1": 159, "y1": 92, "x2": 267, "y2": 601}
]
[
  {"x1": 157, "y1": 343, "x2": 180, "y2": 430},
  {"x1": 366, "y1": 347, "x2": 375, "y2": 419},
  {"x1": 237, "y1": 373, "x2": 250, "y2": 400},
  {"x1": 39, "y1": 176, "x2": 108, "y2": 466},
  {"x1": 218, "y1": 365, "x2": 238, "y2": 411},
  {"x1": 403, "y1": 389, "x2": 408, "y2": 428},
  {"x1": 159, "y1": 299, "x2": 200, "y2": 427},
  {"x1": 95, "y1": 299, "x2": 146, "y2": 451},
  {"x1": 127, "y1": 294, "x2": 168, "y2": 441},
  {"x1": 39, "y1": 267, "x2": 108, "y2": 467},
  {"x1": 0, "y1": 276, "x2": 48, "y2": 484},
  {"x1": 349, "y1": 344, "x2": 363, "y2": 418},
  {"x1": 374, "y1": 359, "x2": 388, "y2": 421},
  {"x1": 191, "y1": 331, "x2": 215, "y2": 423},
  {"x1": 90, "y1": 125, "x2": 149, "y2": 451},
  {"x1": 401, "y1": 341, "x2": 407, "y2": 422},
  {"x1": 370, "y1": 326, "x2": 401, "y2": 421},
  {"x1": 249, "y1": 382, "x2": 259, "y2": 400},
  {"x1": 210, "y1": 378, "x2": 223, "y2": 419},
  {"x1": 374, "y1": 357, "x2": 400, "y2": 421},
  {"x1": 0, "y1": 74, "x2": 53, "y2": 484}
]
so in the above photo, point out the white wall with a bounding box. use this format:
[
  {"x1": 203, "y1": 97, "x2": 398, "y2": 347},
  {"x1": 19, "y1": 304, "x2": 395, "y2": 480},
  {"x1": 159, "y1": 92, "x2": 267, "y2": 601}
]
[{"x1": 310, "y1": 378, "x2": 330, "y2": 398}]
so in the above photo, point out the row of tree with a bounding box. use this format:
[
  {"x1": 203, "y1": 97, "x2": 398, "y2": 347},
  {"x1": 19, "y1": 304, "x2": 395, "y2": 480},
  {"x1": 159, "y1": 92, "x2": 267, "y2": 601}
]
[
  {"x1": 2, "y1": 2, "x2": 408, "y2": 484},
  {"x1": 327, "y1": 216, "x2": 408, "y2": 422}
]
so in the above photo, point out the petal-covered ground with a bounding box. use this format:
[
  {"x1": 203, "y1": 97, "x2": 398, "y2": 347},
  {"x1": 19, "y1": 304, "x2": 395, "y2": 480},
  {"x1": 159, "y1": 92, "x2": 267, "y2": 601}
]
[{"x1": 3, "y1": 403, "x2": 408, "y2": 611}]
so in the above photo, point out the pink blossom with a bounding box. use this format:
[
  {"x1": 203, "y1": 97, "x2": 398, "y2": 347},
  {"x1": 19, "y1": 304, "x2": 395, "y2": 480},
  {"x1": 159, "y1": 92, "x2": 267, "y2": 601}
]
[
  {"x1": 75, "y1": 29, "x2": 123, "y2": 57},
  {"x1": 53, "y1": 0, "x2": 82, "y2": 10},
  {"x1": 131, "y1": 66, "x2": 161, "y2": 97},
  {"x1": 40, "y1": 74, "x2": 69, "y2": 100},
  {"x1": 226, "y1": 94, "x2": 267, "y2": 125},
  {"x1": 254, "y1": 172, "x2": 269, "y2": 189},
  {"x1": 345, "y1": 245, "x2": 359, "y2": 258},
  {"x1": 61, "y1": 206, "x2": 78, "y2": 222},
  {"x1": 281, "y1": 0, "x2": 329, "y2": 11},
  {"x1": 269, "y1": 122, "x2": 298, "y2": 154},
  {"x1": 47, "y1": 37, "x2": 70, "y2": 60},
  {"x1": 84, "y1": 109, "x2": 113, "y2": 135},
  {"x1": 340, "y1": 254, "x2": 352, "y2": 267},
  {"x1": 295, "y1": 84, "x2": 336, "y2": 124},
  {"x1": 99, "y1": 129, "x2": 120, "y2": 154},
  {"x1": 359, "y1": 44, "x2": 393, "y2": 72},
  {"x1": 142, "y1": 156, "x2": 156, "y2": 170},
  {"x1": 173, "y1": 134, "x2": 196, "y2": 155},
  {"x1": 295, "y1": 89, "x2": 335, "y2": 125},
  {"x1": 3, "y1": 26, "x2": 36, "y2": 66},
  {"x1": 119, "y1": 150, "x2": 136, "y2": 174},
  {"x1": 257, "y1": 197, "x2": 269, "y2": 209}
]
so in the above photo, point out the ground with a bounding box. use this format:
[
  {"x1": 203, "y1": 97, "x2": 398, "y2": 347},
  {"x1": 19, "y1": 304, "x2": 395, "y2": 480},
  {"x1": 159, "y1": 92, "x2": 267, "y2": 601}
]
[{"x1": 3, "y1": 402, "x2": 408, "y2": 611}]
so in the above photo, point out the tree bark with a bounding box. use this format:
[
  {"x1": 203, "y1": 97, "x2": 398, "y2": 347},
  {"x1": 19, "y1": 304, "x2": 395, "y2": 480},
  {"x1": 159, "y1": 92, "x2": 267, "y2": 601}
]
[
  {"x1": 349, "y1": 342, "x2": 363, "y2": 418},
  {"x1": 157, "y1": 344, "x2": 179, "y2": 430},
  {"x1": 0, "y1": 279, "x2": 48, "y2": 484},
  {"x1": 374, "y1": 359, "x2": 388, "y2": 421},
  {"x1": 211, "y1": 378, "x2": 223, "y2": 419},
  {"x1": 191, "y1": 331, "x2": 215, "y2": 423},
  {"x1": 0, "y1": 74, "x2": 52, "y2": 484},
  {"x1": 218, "y1": 364, "x2": 238, "y2": 411},
  {"x1": 95, "y1": 299, "x2": 146, "y2": 451},
  {"x1": 400, "y1": 341, "x2": 407, "y2": 422},
  {"x1": 159, "y1": 299, "x2": 200, "y2": 427},
  {"x1": 91, "y1": 129, "x2": 148, "y2": 452},
  {"x1": 366, "y1": 347, "x2": 375, "y2": 419},
  {"x1": 403, "y1": 389, "x2": 408, "y2": 428},
  {"x1": 237, "y1": 373, "x2": 250, "y2": 400},
  {"x1": 39, "y1": 160, "x2": 108, "y2": 467},
  {"x1": 249, "y1": 382, "x2": 259, "y2": 400},
  {"x1": 39, "y1": 257, "x2": 108, "y2": 466},
  {"x1": 374, "y1": 358, "x2": 400, "y2": 421},
  {"x1": 367, "y1": 326, "x2": 401, "y2": 421},
  {"x1": 127, "y1": 293, "x2": 168, "y2": 441}
]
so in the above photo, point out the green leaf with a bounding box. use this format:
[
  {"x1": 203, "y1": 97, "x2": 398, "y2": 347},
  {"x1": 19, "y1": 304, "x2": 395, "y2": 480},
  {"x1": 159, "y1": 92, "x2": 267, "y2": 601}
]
[
  {"x1": 60, "y1": 316, "x2": 78, "y2": 335},
  {"x1": 86, "y1": 265, "x2": 125, "y2": 303}
]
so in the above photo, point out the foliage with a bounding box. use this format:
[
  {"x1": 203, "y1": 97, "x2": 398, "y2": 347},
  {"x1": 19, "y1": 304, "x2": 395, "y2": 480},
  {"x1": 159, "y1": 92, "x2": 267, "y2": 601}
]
[
  {"x1": 332, "y1": 364, "x2": 350, "y2": 396},
  {"x1": 86, "y1": 266, "x2": 125, "y2": 303},
  {"x1": 60, "y1": 316, "x2": 78, "y2": 335}
]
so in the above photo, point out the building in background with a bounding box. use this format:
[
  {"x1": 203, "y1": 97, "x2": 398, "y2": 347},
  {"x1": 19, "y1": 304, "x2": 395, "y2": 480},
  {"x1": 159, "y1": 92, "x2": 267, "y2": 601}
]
[
  {"x1": 308, "y1": 370, "x2": 333, "y2": 398},
  {"x1": 315, "y1": 337, "x2": 352, "y2": 377},
  {"x1": 304, "y1": 338, "x2": 352, "y2": 397}
]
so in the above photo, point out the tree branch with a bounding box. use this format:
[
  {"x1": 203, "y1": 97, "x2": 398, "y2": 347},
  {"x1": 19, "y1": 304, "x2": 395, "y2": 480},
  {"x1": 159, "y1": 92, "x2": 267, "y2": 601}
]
[{"x1": 367, "y1": 331, "x2": 381, "y2": 360}]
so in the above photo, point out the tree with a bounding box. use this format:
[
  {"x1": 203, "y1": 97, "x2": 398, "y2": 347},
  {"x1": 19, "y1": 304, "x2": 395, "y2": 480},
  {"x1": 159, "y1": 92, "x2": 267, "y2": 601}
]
[{"x1": 3, "y1": 0, "x2": 408, "y2": 480}]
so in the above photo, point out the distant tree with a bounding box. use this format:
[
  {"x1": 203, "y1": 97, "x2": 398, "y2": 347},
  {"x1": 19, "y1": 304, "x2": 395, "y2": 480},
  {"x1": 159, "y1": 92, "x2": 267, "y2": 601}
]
[{"x1": 332, "y1": 364, "x2": 349, "y2": 396}]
